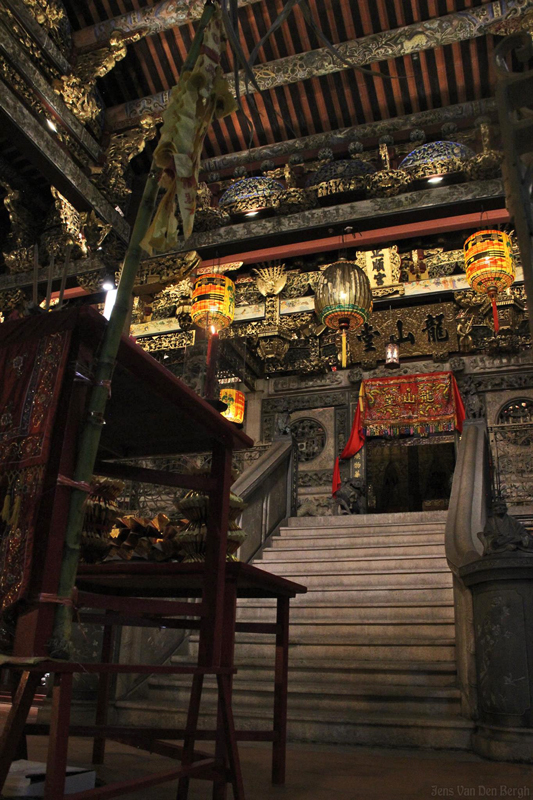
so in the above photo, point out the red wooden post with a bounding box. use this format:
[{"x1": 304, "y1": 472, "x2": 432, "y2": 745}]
[
  {"x1": 198, "y1": 439, "x2": 233, "y2": 668},
  {"x1": 0, "y1": 671, "x2": 42, "y2": 792},
  {"x1": 272, "y1": 596, "x2": 290, "y2": 785},
  {"x1": 212, "y1": 580, "x2": 238, "y2": 800},
  {"x1": 92, "y1": 616, "x2": 115, "y2": 764},
  {"x1": 44, "y1": 671, "x2": 73, "y2": 800}
]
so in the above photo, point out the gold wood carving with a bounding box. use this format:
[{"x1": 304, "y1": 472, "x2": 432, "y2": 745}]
[
  {"x1": 1, "y1": 181, "x2": 38, "y2": 273},
  {"x1": 135, "y1": 330, "x2": 195, "y2": 353},
  {"x1": 91, "y1": 115, "x2": 157, "y2": 205},
  {"x1": 132, "y1": 250, "x2": 200, "y2": 294},
  {"x1": 54, "y1": 32, "x2": 141, "y2": 128},
  {"x1": 253, "y1": 263, "x2": 287, "y2": 296}
]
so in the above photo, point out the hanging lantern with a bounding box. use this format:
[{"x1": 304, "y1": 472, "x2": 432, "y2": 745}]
[
  {"x1": 220, "y1": 388, "x2": 245, "y2": 424},
  {"x1": 314, "y1": 260, "x2": 373, "y2": 367},
  {"x1": 464, "y1": 230, "x2": 515, "y2": 333},
  {"x1": 385, "y1": 336, "x2": 400, "y2": 369},
  {"x1": 191, "y1": 273, "x2": 235, "y2": 331}
]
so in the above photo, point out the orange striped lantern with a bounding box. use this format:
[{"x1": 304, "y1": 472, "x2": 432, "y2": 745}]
[
  {"x1": 220, "y1": 388, "x2": 245, "y2": 424},
  {"x1": 464, "y1": 230, "x2": 515, "y2": 333},
  {"x1": 191, "y1": 273, "x2": 235, "y2": 331}
]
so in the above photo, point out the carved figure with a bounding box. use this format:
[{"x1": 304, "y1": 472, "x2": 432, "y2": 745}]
[
  {"x1": 333, "y1": 478, "x2": 366, "y2": 516},
  {"x1": 457, "y1": 316, "x2": 474, "y2": 352},
  {"x1": 54, "y1": 32, "x2": 140, "y2": 126},
  {"x1": 459, "y1": 376, "x2": 485, "y2": 419},
  {"x1": 93, "y1": 115, "x2": 157, "y2": 205},
  {"x1": 478, "y1": 498, "x2": 533, "y2": 555}
]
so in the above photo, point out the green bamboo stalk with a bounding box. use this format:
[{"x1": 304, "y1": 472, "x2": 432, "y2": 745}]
[{"x1": 49, "y1": 0, "x2": 217, "y2": 659}]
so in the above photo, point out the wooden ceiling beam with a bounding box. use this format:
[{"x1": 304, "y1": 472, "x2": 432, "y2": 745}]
[
  {"x1": 201, "y1": 98, "x2": 496, "y2": 175},
  {"x1": 199, "y1": 208, "x2": 510, "y2": 269},
  {"x1": 105, "y1": 0, "x2": 529, "y2": 131},
  {"x1": 0, "y1": 78, "x2": 130, "y2": 242},
  {"x1": 73, "y1": 0, "x2": 262, "y2": 52}
]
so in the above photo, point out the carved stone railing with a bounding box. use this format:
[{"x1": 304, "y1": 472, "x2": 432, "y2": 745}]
[
  {"x1": 488, "y1": 422, "x2": 533, "y2": 508},
  {"x1": 231, "y1": 437, "x2": 297, "y2": 563},
  {"x1": 445, "y1": 418, "x2": 490, "y2": 719}
]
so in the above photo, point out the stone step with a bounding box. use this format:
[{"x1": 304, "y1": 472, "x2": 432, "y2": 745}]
[
  {"x1": 271, "y1": 533, "x2": 445, "y2": 549},
  {"x1": 114, "y1": 701, "x2": 472, "y2": 750},
  {"x1": 147, "y1": 676, "x2": 462, "y2": 716},
  {"x1": 238, "y1": 587, "x2": 454, "y2": 606},
  {"x1": 272, "y1": 570, "x2": 452, "y2": 589},
  {"x1": 236, "y1": 603, "x2": 455, "y2": 623},
  {"x1": 286, "y1": 511, "x2": 448, "y2": 528},
  {"x1": 176, "y1": 636, "x2": 456, "y2": 662},
  {"x1": 280, "y1": 517, "x2": 446, "y2": 539},
  {"x1": 261, "y1": 543, "x2": 445, "y2": 561},
  {"x1": 240, "y1": 620, "x2": 456, "y2": 638},
  {"x1": 259, "y1": 554, "x2": 449, "y2": 575},
  {"x1": 169, "y1": 657, "x2": 458, "y2": 686}
]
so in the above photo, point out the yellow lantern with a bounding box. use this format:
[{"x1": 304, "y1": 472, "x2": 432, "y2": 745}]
[
  {"x1": 314, "y1": 260, "x2": 373, "y2": 367},
  {"x1": 464, "y1": 230, "x2": 515, "y2": 333},
  {"x1": 220, "y1": 388, "x2": 245, "y2": 424},
  {"x1": 191, "y1": 273, "x2": 235, "y2": 331}
]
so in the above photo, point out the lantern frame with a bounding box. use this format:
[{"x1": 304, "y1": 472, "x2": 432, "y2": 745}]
[
  {"x1": 463, "y1": 229, "x2": 515, "y2": 332},
  {"x1": 191, "y1": 273, "x2": 235, "y2": 331}
]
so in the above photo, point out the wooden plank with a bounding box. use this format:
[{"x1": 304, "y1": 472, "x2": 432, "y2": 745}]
[{"x1": 94, "y1": 462, "x2": 215, "y2": 491}]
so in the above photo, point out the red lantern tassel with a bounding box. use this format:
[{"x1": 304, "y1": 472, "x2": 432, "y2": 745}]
[{"x1": 491, "y1": 296, "x2": 500, "y2": 334}]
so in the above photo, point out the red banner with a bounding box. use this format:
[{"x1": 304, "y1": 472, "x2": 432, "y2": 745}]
[{"x1": 333, "y1": 371, "x2": 465, "y2": 495}]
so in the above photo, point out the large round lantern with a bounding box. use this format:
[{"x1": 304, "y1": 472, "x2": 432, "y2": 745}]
[
  {"x1": 464, "y1": 230, "x2": 514, "y2": 333},
  {"x1": 220, "y1": 388, "x2": 245, "y2": 424},
  {"x1": 314, "y1": 260, "x2": 373, "y2": 367},
  {"x1": 191, "y1": 273, "x2": 235, "y2": 331}
]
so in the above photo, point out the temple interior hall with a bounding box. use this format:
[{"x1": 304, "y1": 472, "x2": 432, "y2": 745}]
[{"x1": 0, "y1": 0, "x2": 533, "y2": 797}]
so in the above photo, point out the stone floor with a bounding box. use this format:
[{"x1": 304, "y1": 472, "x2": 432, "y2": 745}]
[{"x1": 6, "y1": 737, "x2": 533, "y2": 799}]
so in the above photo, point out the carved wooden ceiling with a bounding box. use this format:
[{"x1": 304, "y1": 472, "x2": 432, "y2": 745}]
[{"x1": 62, "y1": 0, "x2": 501, "y2": 161}]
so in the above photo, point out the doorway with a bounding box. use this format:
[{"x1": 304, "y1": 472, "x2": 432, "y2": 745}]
[{"x1": 366, "y1": 439, "x2": 456, "y2": 514}]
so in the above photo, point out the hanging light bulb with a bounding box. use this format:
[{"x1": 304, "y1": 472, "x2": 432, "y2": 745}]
[{"x1": 385, "y1": 335, "x2": 400, "y2": 369}]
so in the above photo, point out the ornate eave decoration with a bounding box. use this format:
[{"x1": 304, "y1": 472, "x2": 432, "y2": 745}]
[
  {"x1": 218, "y1": 176, "x2": 285, "y2": 215},
  {"x1": 274, "y1": 187, "x2": 317, "y2": 214},
  {"x1": 132, "y1": 250, "x2": 200, "y2": 294},
  {"x1": 399, "y1": 140, "x2": 475, "y2": 180},
  {"x1": 367, "y1": 144, "x2": 411, "y2": 197}
]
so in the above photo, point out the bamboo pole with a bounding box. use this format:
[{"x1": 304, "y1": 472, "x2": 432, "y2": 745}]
[{"x1": 49, "y1": 0, "x2": 217, "y2": 658}]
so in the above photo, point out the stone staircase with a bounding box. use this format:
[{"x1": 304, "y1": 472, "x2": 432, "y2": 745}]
[{"x1": 115, "y1": 510, "x2": 473, "y2": 750}]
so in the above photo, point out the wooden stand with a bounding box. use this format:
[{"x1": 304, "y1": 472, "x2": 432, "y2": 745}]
[{"x1": 0, "y1": 308, "x2": 306, "y2": 800}]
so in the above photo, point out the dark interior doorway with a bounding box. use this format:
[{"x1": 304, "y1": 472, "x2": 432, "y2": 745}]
[{"x1": 365, "y1": 439, "x2": 456, "y2": 514}]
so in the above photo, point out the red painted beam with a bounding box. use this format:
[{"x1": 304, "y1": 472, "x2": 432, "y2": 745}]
[{"x1": 200, "y1": 208, "x2": 509, "y2": 269}]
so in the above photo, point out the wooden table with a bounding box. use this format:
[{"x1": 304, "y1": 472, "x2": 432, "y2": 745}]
[{"x1": 76, "y1": 561, "x2": 307, "y2": 787}]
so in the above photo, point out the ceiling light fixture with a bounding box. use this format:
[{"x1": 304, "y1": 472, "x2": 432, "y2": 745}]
[
  {"x1": 46, "y1": 118, "x2": 58, "y2": 132},
  {"x1": 428, "y1": 176, "x2": 444, "y2": 184},
  {"x1": 245, "y1": 210, "x2": 259, "y2": 217}
]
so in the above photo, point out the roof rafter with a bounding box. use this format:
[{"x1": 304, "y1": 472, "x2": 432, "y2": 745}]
[{"x1": 105, "y1": 0, "x2": 530, "y2": 131}]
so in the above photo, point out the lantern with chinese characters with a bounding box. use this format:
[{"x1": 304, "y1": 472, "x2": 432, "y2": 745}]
[
  {"x1": 464, "y1": 230, "x2": 515, "y2": 333},
  {"x1": 191, "y1": 273, "x2": 235, "y2": 331},
  {"x1": 220, "y1": 388, "x2": 245, "y2": 424},
  {"x1": 314, "y1": 260, "x2": 373, "y2": 367},
  {"x1": 385, "y1": 336, "x2": 400, "y2": 369}
]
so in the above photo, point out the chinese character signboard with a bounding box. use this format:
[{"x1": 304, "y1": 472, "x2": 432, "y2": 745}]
[{"x1": 347, "y1": 301, "x2": 457, "y2": 362}]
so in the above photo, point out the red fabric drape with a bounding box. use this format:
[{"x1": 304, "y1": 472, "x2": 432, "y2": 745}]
[
  {"x1": 333, "y1": 373, "x2": 466, "y2": 496},
  {"x1": 332, "y1": 384, "x2": 365, "y2": 495}
]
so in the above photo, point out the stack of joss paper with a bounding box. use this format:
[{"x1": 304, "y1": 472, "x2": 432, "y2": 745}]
[{"x1": 106, "y1": 513, "x2": 186, "y2": 562}]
